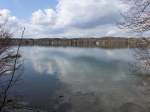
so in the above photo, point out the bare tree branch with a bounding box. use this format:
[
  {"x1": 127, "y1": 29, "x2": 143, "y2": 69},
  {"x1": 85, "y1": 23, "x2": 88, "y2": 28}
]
[
  {"x1": 120, "y1": 0, "x2": 150, "y2": 75},
  {"x1": 0, "y1": 20, "x2": 25, "y2": 111}
]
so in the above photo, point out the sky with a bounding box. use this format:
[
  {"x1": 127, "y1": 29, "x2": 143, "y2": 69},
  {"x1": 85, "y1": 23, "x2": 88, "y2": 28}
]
[
  {"x1": 0, "y1": 0, "x2": 149, "y2": 38},
  {"x1": 0, "y1": 0, "x2": 58, "y2": 19}
]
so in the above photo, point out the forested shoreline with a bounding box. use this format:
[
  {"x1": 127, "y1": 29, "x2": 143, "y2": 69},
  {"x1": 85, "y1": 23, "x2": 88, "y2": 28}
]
[{"x1": 0, "y1": 37, "x2": 149, "y2": 48}]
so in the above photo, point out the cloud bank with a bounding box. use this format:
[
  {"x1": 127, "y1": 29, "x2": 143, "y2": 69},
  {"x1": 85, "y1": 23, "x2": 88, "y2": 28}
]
[{"x1": 0, "y1": 0, "x2": 149, "y2": 38}]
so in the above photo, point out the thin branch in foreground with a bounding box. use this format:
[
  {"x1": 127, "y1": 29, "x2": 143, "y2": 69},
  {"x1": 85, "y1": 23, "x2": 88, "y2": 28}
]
[{"x1": 0, "y1": 27, "x2": 25, "y2": 112}]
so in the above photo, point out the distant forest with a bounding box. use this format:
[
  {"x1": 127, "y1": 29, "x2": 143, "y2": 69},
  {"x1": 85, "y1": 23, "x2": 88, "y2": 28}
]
[{"x1": 0, "y1": 37, "x2": 150, "y2": 48}]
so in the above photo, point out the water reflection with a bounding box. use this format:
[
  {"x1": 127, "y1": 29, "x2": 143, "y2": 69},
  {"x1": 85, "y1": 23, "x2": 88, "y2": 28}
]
[{"x1": 12, "y1": 47, "x2": 150, "y2": 112}]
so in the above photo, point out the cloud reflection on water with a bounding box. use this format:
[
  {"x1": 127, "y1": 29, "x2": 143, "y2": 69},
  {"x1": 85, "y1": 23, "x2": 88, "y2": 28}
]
[{"x1": 19, "y1": 47, "x2": 150, "y2": 112}]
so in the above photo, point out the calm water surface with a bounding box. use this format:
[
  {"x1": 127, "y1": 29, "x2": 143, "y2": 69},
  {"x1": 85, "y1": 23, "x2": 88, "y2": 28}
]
[{"x1": 12, "y1": 47, "x2": 150, "y2": 112}]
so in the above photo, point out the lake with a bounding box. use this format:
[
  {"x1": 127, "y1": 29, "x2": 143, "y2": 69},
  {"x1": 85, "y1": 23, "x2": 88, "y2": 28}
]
[{"x1": 10, "y1": 47, "x2": 150, "y2": 112}]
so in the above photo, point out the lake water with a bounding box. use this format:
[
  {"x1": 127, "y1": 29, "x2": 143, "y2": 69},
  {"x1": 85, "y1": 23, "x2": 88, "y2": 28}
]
[{"x1": 11, "y1": 47, "x2": 150, "y2": 112}]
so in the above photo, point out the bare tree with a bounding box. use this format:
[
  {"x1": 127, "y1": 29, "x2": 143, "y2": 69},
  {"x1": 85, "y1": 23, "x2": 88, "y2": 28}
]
[
  {"x1": 120, "y1": 0, "x2": 150, "y2": 32},
  {"x1": 0, "y1": 20, "x2": 26, "y2": 111},
  {"x1": 120, "y1": 0, "x2": 150, "y2": 75}
]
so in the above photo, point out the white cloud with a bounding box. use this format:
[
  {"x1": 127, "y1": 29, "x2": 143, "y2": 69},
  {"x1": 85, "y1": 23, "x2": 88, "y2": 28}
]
[
  {"x1": 55, "y1": 0, "x2": 124, "y2": 28},
  {"x1": 31, "y1": 0, "x2": 125, "y2": 29},
  {"x1": 0, "y1": 9, "x2": 22, "y2": 37},
  {"x1": 31, "y1": 9, "x2": 56, "y2": 26},
  {"x1": 27, "y1": 0, "x2": 129, "y2": 38},
  {"x1": 0, "y1": 0, "x2": 146, "y2": 38},
  {"x1": 0, "y1": 9, "x2": 17, "y2": 25}
]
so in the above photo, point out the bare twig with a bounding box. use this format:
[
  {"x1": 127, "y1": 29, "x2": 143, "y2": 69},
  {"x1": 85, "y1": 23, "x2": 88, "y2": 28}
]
[{"x1": 0, "y1": 27, "x2": 25, "y2": 112}]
